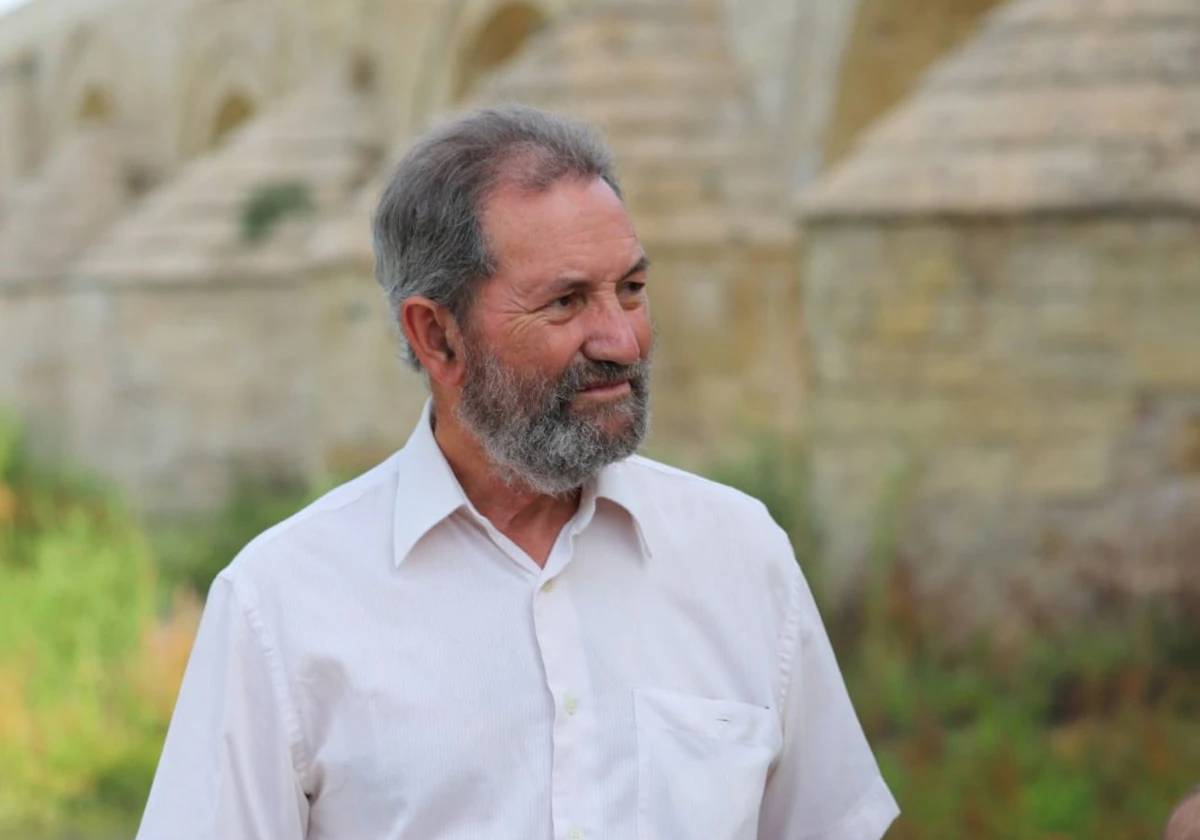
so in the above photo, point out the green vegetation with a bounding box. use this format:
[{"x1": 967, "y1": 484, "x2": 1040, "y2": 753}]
[
  {"x1": 1, "y1": 415, "x2": 1196, "y2": 838},
  {"x1": 240, "y1": 180, "x2": 314, "y2": 244},
  {"x1": 0, "y1": 414, "x2": 192, "y2": 839}
]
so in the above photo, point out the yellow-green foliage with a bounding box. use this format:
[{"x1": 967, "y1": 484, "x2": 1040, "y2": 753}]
[{"x1": 0, "y1": 413, "x2": 195, "y2": 837}]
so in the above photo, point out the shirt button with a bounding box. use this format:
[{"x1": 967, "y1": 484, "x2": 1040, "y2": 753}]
[
  {"x1": 564, "y1": 696, "x2": 580, "y2": 716},
  {"x1": 540, "y1": 579, "x2": 555, "y2": 594},
  {"x1": 567, "y1": 829, "x2": 585, "y2": 840}
]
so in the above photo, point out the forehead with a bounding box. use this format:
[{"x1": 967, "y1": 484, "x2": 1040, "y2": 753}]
[{"x1": 480, "y1": 177, "x2": 641, "y2": 280}]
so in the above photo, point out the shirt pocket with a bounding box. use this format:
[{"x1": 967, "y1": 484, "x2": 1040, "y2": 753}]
[{"x1": 633, "y1": 687, "x2": 782, "y2": 840}]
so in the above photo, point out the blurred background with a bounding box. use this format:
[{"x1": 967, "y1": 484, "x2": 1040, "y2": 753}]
[{"x1": 0, "y1": 0, "x2": 1198, "y2": 836}]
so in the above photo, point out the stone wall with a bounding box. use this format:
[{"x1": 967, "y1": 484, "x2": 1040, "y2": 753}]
[
  {"x1": 57, "y1": 263, "x2": 431, "y2": 513},
  {"x1": 62, "y1": 277, "x2": 325, "y2": 513},
  {"x1": 644, "y1": 240, "x2": 805, "y2": 462},
  {"x1": 0, "y1": 0, "x2": 1040, "y2": 517},
  {"x1": 0, "y1": 281, "x2": 68, "y2": 449},
  {"x1": 803, "y1": 217, "x2": 1200, "y2": 615},
  {"x1": 311, "y1": 262, "x2": 427, "y2": 475}
]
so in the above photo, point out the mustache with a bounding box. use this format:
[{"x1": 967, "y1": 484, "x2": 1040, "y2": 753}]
[{"x1": 559, "y1": 358, "x2": 650, "y2": 393}]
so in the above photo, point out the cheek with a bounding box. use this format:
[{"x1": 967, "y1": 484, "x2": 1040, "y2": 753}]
[
  {"x1": 500, "y1": 321, "x2": 583, "y2": 375},
  {"x1": 542, "y1": 327, "x2": 592, "y2": 372}
]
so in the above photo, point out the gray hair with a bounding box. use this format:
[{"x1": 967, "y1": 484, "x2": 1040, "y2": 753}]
[{"x1": 372, "y1": 105, "x2": 623, "y2": 370}]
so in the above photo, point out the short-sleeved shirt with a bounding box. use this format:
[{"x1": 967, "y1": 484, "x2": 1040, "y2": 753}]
[{"x1": 137, "y1": 401, "x2": 899, "y2": 840}]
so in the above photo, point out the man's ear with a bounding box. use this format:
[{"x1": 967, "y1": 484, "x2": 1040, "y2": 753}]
[{"x1": 400, "y1": 297, "x2": 465, "y2": 386}]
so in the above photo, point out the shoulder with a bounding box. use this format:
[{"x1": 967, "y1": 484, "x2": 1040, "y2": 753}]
[
  {"x1": 218, "y1": 453, "x2": 401, "y2": 597},
  {"x1": 621, "y1": 453, "x2": 786, "y2": 535},
  {"x1": 615, "y1": 455, "x2": 811, "y2": 677},
  {"x1": 615, "y1": 454, "x2": 800, "y2": 583}
]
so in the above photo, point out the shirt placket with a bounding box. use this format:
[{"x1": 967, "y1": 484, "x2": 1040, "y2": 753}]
[{"x1": 534, "y1": 537, "x2": 596, "y2": 840}]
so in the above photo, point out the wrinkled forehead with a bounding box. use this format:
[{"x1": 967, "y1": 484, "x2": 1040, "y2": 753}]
[{"x1": 480, "y1": 176, "x2": 642, "y2": 283}]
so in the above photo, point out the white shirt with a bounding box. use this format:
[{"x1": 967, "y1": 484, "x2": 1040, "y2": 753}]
[{"x1": 137, "y1": 402, "x2": 899, "y2": 840}]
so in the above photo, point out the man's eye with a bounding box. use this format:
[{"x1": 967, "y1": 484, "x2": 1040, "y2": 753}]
[
  {"x1": 550, "y1": 294, "x2": 577, "y2": 309},
  {"x1": 624, "y1": 282, "x2": 647, "y2": 295}
]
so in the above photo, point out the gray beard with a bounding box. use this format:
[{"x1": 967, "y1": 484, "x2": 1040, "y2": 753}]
[{"x1": 455, "y1": 340, "x2": 651, "y2": 497}]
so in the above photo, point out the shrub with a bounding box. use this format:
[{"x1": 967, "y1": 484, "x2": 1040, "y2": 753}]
[
  {"x1": 0, "y1": 412, "x2": 195, "y2": 837},
  {"x1": 240, "y1": 180, "x2": 314, "y2": 244}
]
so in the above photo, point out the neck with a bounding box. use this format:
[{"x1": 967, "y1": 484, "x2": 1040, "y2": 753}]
[{"x1": 430, "y1": 398, "x2": 580, "y2": 567}]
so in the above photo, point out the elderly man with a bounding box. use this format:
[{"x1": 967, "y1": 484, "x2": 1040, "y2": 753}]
[{"x1": 136, "y1": 106, "x2": 898, "y2": 840}]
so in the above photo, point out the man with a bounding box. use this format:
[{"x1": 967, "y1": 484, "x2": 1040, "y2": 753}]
[
  {"x1": 1167, "y1": 786, "x2": 1200, "y2": 840},
  {"x1": 136, "y1": 105, "x2": 898, "y2": 840}
]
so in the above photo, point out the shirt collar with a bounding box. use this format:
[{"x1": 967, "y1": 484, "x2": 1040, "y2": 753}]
[
  {"x1": 391, "y1": 399, "x2": 659, "y2": 569},
  {"x1": 593, "y1": 457, "x2": 659, "y2": 561},
  {"x1": 391, "y1": 400, "x2": 470, "y2": 569}
]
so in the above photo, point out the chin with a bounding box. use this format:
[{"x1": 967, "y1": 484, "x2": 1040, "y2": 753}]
[{"x1": 602, "y1": 409, "x2": 648, "y2": 445}]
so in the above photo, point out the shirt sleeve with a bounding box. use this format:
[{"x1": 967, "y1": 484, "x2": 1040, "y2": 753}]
[
  {"x1": 757, "y1": 560, "x2": 900, "y2": 840},
  {"x1": 136, "y1": 575, "x2": 310, "y2": 840}
]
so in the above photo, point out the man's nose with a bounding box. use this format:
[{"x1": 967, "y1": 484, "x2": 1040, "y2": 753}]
[{"x1": 582, "y1": 298, "x2": 642, "y2": 367}]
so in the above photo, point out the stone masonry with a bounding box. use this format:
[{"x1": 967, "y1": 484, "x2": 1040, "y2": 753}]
[{"x1": 801, "y1": 0, "x2": 1200, "y2": 617}]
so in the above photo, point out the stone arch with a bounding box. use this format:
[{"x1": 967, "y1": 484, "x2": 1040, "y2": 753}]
[
  {"x1": 178, "y1": 44, "x2": 267, "y2": 158},
  {"x1": 208, "y1": 91, "x2": 257, "y2": 149},
  {"x1": 451, "y1": 2, "x2": 547, "y2": 102},
  {"x1": 823, "y1": 0, "x2": 1003, "y2": 167},
  {"x1": 49, "y1": 25, "x2": 128, "y2": 138},
  {"x1": 407, "y1": 0, "x2": 569, "y2": 132},
  {"x1": 349, "y1": 51, "x2": 378, "y2": 94},
  {"x1": 780, "y1": 0, "x2": 1001, "y2": 192},
  {"x1": 77, "y1": 86, "x2": 116, "y2": 124}
]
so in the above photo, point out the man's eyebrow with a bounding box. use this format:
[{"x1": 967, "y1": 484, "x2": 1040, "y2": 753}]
[
  {"x1": 622, "y1": 255, "x2": 651, "y2": 281},
  {"x1": 544, "y1": 276, "x2": 591, "y2": 297},
  {"x1": 544, "y1": 256, "x2": 651, "y2": 297}
]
